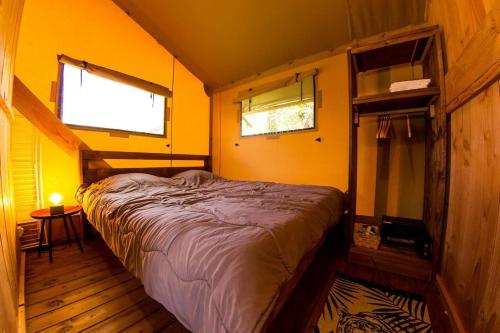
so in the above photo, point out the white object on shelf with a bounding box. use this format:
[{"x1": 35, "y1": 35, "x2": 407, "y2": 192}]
[{"x1": 389, "y1": 79, "x2": 431, "y2": 92}]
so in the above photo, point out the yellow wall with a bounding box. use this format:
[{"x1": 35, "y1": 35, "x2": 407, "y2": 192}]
[
  {"x1": 213, "y1": 54, "x2": 349, "y2": 189},
  {"x1": 15, "y1": 0, "x2": 209, "y2": 206}
]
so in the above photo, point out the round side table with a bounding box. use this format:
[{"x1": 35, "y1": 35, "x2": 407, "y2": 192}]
[{"x1": 31, "y1": 205, "x2": 84, "y2": 263}]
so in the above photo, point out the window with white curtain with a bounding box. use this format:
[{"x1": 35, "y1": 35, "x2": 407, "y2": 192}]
[{"x1": 240, "y1": 75, "x2": 315, "y2": 137}]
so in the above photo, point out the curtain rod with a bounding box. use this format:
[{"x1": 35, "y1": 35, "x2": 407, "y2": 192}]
[
  {"x1": 58, "y1": 54, "x2": 172, "y2": 98},
  {"x1": 233, "y1": 68, "x2": 318, "y2": 103}
]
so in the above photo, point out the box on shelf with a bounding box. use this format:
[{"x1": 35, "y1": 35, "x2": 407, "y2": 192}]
[{"x1": 353, "y1": 223, "x2": 381, "y2": 249}]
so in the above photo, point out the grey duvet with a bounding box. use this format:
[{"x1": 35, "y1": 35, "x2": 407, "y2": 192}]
[{"x1": 80, "y1": 171, "x2": 344, "y2": 333}]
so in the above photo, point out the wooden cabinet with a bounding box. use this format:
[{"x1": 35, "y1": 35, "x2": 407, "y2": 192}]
[{"x1": 347, "y1": 25, "x2": 447, "y2": 281}]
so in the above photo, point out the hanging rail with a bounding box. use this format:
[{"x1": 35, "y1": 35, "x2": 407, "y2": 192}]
[{"x1": 358, "y1": 107, "x2": 429, "y2": 118}]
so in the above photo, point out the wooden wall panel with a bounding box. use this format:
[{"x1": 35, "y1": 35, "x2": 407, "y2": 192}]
[
  {"x1": 0, "y1": 0, "x2": 24, "y2": 116},
  {"x1": 0, "y1": 110, "x2": 18, "y2": 333},
  {"x1": 0, "y1": 0, "x2": 25, "y2": 332},
  {"x1": 443, "y1": 81, "x2": 500, "y2": 333},
  {"x1": 427, "y1": 0, "x2": 500, "y2": 332}
]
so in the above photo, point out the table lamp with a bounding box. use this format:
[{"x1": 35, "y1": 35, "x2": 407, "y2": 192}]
[{"x1": 49, "y1": 193, "x2": 64, "y2": 215}]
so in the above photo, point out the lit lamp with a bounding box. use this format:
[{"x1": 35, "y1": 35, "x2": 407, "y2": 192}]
[{"x1": 49, "y1": 193, "x2": 64, "y2": 215}]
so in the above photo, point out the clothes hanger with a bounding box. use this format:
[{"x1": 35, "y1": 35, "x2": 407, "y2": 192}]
[
  {"x1": 407, "y1": 115, "x2": 412, "y2": 138},
  {"x1": 376, "y1": 117, "x2": 382, "y2": 139},
  {"x1": 383, "y1": 116, "x2": 391, "y2": 139}
]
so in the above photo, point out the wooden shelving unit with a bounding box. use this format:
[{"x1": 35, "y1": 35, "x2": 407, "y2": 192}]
[
  {"x1": 347, "y1": 26, "x2": 447, "y2": 281},
  {"x1": 351, "y1": 34, "x2": 434, "y2": 72},
  {"x1": 353, "y1": 87, "x2": 440, "y2": 114}
]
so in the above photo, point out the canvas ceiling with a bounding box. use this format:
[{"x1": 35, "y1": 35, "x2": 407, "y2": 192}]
[{"x1": 112, "y1": 0, "x2": 426, "y2": 89}]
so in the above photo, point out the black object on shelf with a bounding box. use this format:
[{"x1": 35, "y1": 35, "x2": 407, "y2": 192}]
[{"x1": 380, "y1": 215, "x2": 432, "y2": 258}]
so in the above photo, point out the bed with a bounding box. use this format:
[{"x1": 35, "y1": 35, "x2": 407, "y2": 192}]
[{"x1": 78, "y1": 151, "x2": 345, "y2": 333}]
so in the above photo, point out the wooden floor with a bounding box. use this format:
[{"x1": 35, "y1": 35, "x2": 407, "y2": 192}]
[
  {"x1": 25, "y1": 234, "x2": 452, "y2": 333},
  {"x1": 25, "y1": 241, "x2": 189, "y2": 333}
]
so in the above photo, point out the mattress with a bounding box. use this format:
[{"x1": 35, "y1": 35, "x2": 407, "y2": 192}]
[{"x1": 80, "y1": 170, "x2": 345, "y2": 333}]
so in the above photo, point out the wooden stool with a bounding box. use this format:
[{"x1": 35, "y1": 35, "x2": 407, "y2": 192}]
[{"x1": 31, "y1": 205, "x2": 84, "y2": 263}]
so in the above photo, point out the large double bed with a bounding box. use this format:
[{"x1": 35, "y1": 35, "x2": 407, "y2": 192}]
[{"x1": 78, "y1": 151, "x2": 345, "y2": 333}]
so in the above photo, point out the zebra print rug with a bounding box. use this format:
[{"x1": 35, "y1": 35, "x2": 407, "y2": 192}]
[{"x1": 315, "y1": 274, "x2": 432, "y2": 333}]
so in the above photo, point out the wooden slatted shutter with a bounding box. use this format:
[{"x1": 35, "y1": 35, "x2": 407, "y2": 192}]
[{"x1": 11, "y1": 110, "x2": 42, "y2": 249}]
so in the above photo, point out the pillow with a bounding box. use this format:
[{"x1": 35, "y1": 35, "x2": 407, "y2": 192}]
[
  {"x1": 90, "y1": 173, "x2": 166, "y2": 193},
  {"x1": 171, "y1": 170, "x2": 217, "y2": 186}
]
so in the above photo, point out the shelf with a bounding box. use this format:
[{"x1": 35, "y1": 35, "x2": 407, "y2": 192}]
[
  {"x1": 353, "y1": 87, "x2": 440, "y2": 114},
  {"x1": 349, "y1": 245, "x2": 432, "y2": 281},
  {"x1": 352, "y1": 35, "x2": 433, "y2": 72}
]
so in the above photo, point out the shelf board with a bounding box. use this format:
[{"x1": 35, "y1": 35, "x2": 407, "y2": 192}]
[
  {"x1": 349, "y1": 245, "x2": 432, "y2": 281},
  {"x1": 353, "y1": 87, "x2": 440, "y2": 114},
  {"x1": 352, "y1": 35, "x2": 433, "y2": 72}
]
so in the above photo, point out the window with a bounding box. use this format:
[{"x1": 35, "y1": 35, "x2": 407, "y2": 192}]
[
  {"x1": 240, "y1": 75, "x2": 315, "y2": 137},
  {"x1": 58, "y1": 58, "x2": 168, "y2": 136}
]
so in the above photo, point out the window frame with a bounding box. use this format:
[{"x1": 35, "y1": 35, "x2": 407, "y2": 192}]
[
  {"x1": 56, "y1": 61, "x2": 168, "y2": 138},
  {"x1": 239, "y1": 75, "x2": 317, "y2": 138}
]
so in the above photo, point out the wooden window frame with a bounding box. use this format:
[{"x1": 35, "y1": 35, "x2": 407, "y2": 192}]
[{"x1": 56, "y1": 59, "x2": 169, "y2": 138}]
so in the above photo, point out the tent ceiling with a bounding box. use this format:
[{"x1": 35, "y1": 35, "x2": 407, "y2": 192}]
[{"x1": 113, "y1": 0, "x2": 425, "y2": 89}]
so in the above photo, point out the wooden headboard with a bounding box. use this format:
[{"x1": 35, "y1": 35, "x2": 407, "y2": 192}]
[{"x1": 80, "y1": 150, "x2": 211, "y2": 184}]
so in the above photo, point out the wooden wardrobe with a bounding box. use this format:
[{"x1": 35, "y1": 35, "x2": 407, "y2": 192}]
[{"x1": 346, "y1": 25, "x2": 447, "y2": 281}]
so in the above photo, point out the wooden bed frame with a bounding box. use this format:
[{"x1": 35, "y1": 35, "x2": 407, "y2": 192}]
[
  {"x1": 79, "y1": 149, "x2": 342, "y2": 332},
  {"x1": 80, "y1": 150, "x2": 211, "y2": 184}
]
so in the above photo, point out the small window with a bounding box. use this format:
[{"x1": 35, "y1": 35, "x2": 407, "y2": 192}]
[
  {"x1": 59, "y1": 62, "x2": 166, "y2": 136},
  {"x1": 241, "y1": 75, "x2": 315, "y2": 137}
]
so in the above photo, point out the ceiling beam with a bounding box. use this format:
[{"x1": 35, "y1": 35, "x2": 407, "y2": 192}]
[{"x1": 12, "y1": 76, "x2": 88, "y2": 155}]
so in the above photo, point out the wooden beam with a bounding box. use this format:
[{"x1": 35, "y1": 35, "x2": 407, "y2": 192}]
[
  {"x1": 12, "y1": 76, "x2": 88, "y2": 155},
  {"x1": 81, "y1": 150, "x2": 209, "y2": 161},
  {"x1": 445, "y1": 5, "x2": 500, "y2": 113}
]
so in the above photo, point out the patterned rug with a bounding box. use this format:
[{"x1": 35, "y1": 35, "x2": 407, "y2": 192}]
[{"x1": 315, "y1": 274, "x2": 432, "y2": 333}]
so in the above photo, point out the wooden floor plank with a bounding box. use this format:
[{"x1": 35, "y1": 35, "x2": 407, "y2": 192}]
[
  {"x1": 26, "y1": 250, "x2": 105, "y2": 276},
  {"x1": 82, "y1": 298, "x2": 163, "y2": 333},
  {"x1": 26, "y1": 244, "x2": 90, "y2": 266},
  {"x1": 26, "y1": 265, "x2": 126, "y2": 306},
  {"x1": 26, "y1": 254, "x2": 117, "y2": 284},
  {"x1": 25, "y1": 239, "x2": 188, "y2": 333},
  {"x1": 120, "y1": 308, "x2": 177, "y2": 333},
  {"x1": 27, "y1": 259, "x2": 123, "y2": 294},
  {"x1": 27, "y1": 278, "x2": 142, "y2": 331},
  {"x1": 27, "y1": 270, "x2": 133, "y2": 319},
  {"x1": 26, "y1": 243, "x2": 81, "y2": 260},
  {"x1": 39, "y1": 287, "x2": 149, "y2": 332}
]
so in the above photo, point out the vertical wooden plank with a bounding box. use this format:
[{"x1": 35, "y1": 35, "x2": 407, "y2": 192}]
[
  {"x1": 347, "y1": 49, "x2": 357, "y2": 245},
  {"x1": 0, "y1": 111, "x2": 18, "y2": 332},
  {"x1": 441, "y1": 82, "x2": 500, "y2": 333}
]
